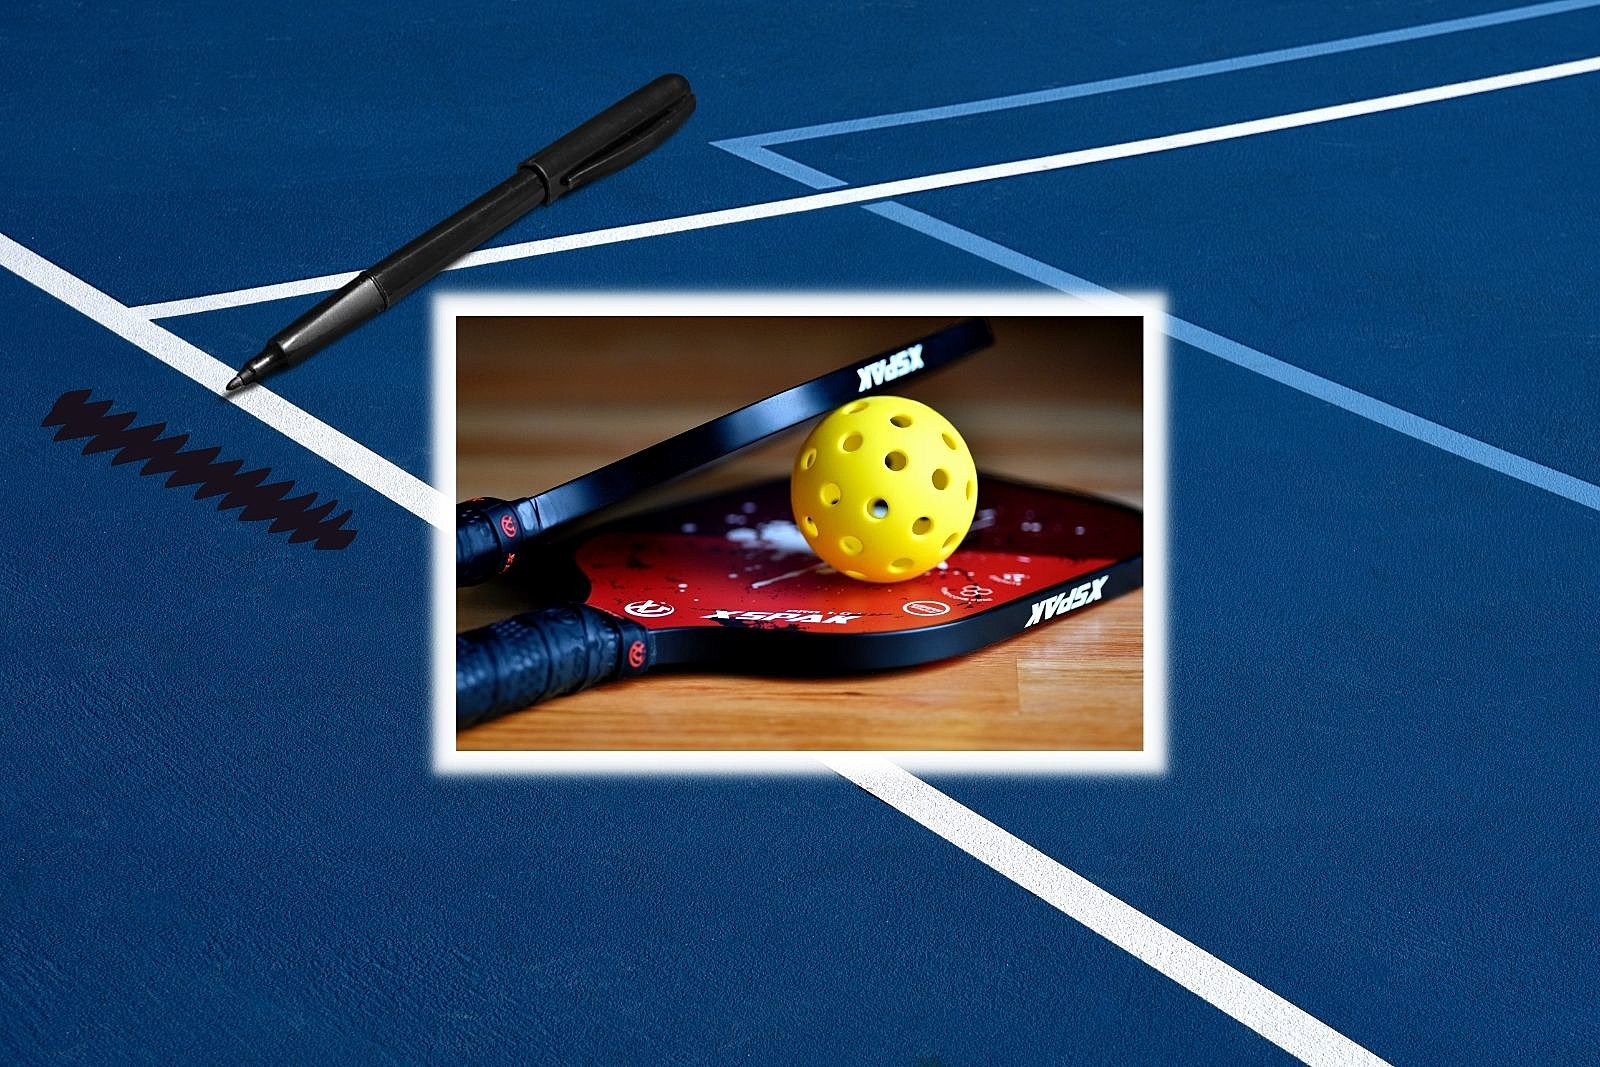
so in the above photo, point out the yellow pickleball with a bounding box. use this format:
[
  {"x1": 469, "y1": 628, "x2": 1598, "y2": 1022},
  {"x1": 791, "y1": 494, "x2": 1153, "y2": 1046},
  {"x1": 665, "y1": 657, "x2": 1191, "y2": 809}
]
[{"x1": 791, "y1": 396, "x2": 977, "y2": 582}]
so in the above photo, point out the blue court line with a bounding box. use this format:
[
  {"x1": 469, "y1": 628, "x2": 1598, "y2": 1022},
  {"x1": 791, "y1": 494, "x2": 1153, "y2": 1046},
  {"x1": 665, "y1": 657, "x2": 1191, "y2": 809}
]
[
  {"x1": 726, "y1": 146, "x2": 851, "y2": 191},
  {"x1": 712, "y1": 0, "x2": 1600, "y2": 155}
]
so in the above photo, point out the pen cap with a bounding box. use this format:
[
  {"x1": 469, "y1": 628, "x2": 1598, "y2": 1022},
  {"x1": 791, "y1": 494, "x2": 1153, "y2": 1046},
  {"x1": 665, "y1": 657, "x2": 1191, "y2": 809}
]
[{"x1": 522, "y1": 74, "x2": 695, "y2": 203}]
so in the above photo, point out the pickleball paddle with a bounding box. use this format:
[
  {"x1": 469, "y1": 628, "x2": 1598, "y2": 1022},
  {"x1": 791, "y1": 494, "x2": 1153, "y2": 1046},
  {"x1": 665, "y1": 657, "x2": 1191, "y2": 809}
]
[
  {"x1": 457, "y1": 476, "x2": 1141, "y2": 727},
  {"x1": 456, "y1": 317, "x2": 994, "y2": 585}
]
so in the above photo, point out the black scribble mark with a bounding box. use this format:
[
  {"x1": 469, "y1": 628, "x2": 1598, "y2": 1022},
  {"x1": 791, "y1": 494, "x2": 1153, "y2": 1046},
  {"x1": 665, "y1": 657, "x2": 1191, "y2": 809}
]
[{"x1": 42, "y1": 388, "x2": 356, "y2": 550}]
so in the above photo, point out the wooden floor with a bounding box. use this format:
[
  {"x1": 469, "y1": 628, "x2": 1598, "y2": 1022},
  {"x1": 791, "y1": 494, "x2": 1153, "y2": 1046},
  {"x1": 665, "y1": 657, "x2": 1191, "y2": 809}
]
[{"x1": 457, "y1": 315, "x2": 1143, "y2": 751}]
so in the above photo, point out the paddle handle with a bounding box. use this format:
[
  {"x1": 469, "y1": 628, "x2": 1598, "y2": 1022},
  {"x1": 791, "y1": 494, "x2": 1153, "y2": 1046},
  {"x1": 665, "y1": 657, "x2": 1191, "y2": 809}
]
[
  {"x1": 455, "y1": 606, "x2": 653, "y2": 728},
  {"x1": 456, "y1": 497, "x2": 533, "y2": 586}
]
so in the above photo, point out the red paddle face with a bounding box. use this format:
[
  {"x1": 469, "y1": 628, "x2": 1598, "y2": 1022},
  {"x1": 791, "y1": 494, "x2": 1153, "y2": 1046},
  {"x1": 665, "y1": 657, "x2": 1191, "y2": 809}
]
[{"x1": 573, "y1": 477, "x2": 1140, "y2": 634}]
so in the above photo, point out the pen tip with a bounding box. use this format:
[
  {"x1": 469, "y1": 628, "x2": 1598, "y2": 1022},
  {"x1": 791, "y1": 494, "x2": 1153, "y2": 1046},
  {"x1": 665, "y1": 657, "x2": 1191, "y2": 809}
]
[{"x1": 225, "y1": 369, "x2": 254, "y2": 392}]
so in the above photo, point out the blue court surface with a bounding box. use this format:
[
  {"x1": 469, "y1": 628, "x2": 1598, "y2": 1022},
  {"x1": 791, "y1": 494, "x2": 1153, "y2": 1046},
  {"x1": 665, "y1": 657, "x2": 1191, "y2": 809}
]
[{"x1": 3, "y1": 2, "x2": 1597, "y2": 1062}]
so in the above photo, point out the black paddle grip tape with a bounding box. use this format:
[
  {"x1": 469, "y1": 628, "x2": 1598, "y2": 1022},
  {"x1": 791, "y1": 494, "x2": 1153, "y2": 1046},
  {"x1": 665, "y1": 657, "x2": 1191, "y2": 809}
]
[
  {"x1": 456, "y1": 497, "x2": 525, "y2": 586},
  {"x1": 456, "y1": 606, "x2": 652, "y2": 728}
]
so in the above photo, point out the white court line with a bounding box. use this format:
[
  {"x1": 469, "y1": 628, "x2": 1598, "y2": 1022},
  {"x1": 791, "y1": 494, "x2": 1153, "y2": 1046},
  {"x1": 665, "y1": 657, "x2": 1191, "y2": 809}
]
[
  {"x1": 0, "y1": 232, "x2": 449, "y2": 527},
  {"x1": 826, "y1": 755, "x2": 1391, "y2": 1065},
  {"x1": 133, "y1": 55, "x2": 1600, "y2": 321}
]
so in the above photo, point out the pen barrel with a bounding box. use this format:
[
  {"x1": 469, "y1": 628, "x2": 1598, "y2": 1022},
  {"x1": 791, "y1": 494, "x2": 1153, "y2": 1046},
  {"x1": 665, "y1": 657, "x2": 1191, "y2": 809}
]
[
  {"x1": 367, "y1": 169, "x2": 548, "y2": 304},
  {"x1": 456, "y1": 606, "x2": 653, "y2": 727}
]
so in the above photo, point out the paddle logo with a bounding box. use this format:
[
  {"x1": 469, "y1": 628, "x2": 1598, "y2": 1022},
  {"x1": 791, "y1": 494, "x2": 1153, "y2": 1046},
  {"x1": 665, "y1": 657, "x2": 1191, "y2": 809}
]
[
  {"x1": 624, "y1": 599, "x2": 675, "y2": 618},
  {"x1": 1024, "y1": 575, "x2": 1109, "y2": 627},
  {"x1": 856, "y1": 343, "x2": 924, "y2": 392}
]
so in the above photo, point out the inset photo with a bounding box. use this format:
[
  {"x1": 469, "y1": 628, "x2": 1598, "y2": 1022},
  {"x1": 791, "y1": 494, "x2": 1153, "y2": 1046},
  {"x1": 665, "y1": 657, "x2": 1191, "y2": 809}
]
[{"x1": 438, "y1": 295, "x2": 1163, "y2": 768}]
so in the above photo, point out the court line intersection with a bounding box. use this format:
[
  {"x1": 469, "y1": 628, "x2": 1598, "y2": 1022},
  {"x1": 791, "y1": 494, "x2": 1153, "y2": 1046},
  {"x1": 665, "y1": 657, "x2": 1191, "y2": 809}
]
[
  {"x1": 713, "y1": 0, "x2": 1600, "y2": 180},
  {"x1": 0, "y1": 233, "x2": 446, "y2": 526}
]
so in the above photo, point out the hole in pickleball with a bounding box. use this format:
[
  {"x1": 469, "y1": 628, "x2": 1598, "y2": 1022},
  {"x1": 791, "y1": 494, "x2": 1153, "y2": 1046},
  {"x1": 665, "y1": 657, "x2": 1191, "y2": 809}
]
[
  {"x1": 965, "y1": 479, "x2": 975, "y2": 501},
  {"x1": 844, "y1": 569, "x2": 866, "y2": 580},
  {"x1": 889, "y1": 557, "x2": 914, "y2": 573},
  {"x1": 868, "y1": 498, "x2": 889, "y2": 519},
  {"x1": 890, "y1": 413, "x2": 913, "y2": 428},
  {"x1": 801, "y1": 449, "x2": 817, "y2": 470},
  {"x1": 802, "y1": 515, "x2": 818, "y2": 536},
  {"x1": 884, "y1": 450, "x2": 907, "y2": 471},
  {"x1": 840, "y1": 535, "x2": 863, "y2": 556},
  {"x1": 840, "y1": 432, "x2": 863, "y2": 452},
  {"x1": 941, "y1": 432, "x2": 957, "y2": 450},
  {"x1": 821, "y1": 483, "x2": 841, "y2": 506},
  {"x1": 845, "y1": 400, "x2": 869, "y2": 414},
  {"x1": 931, "y1": 468, "x2": 950, "y2": 491},
  {"x1": 911, "y1": 516, "x2": 932, "y2": 535}
]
